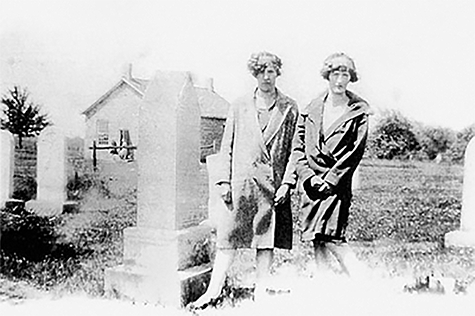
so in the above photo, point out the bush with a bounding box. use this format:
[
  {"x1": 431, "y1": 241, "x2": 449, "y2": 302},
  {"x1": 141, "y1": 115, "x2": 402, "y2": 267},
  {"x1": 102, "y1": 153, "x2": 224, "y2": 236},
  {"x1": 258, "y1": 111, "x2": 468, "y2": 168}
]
[
  {"x1": 12, "y1": 175, "x2": 37, "y2": 201},
  {"x1": 0, "y1": 205, "x2": 84, "y2": 288},
  {"x1": 368, "y1": 111, "x2": 420, "y2": 160},
  {"x1": 415, "y1": 124, "x2": 454, "y2": 161},
  {"x1": 0, "y1": 165, "x2": 139, "y2": 293},
  {"x1": 366, "y1": 111, "x2": 475, "y2": 164},
  {"x1": 447, "y1": 124, "x2": 475, "y2": 163},
  {"x1": 66, "y1": 171, "x2": 111, "y2": 201},
  {"x1": 0, "y1": 206, "x2": 58, "y2": 261}
]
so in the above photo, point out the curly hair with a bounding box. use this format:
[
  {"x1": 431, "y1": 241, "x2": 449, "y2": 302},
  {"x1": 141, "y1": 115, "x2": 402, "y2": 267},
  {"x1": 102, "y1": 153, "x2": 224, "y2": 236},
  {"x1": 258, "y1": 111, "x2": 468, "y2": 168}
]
[
  {"x1": 247, "y1": 51, "x2": 282, "y2": 77},
  {"x1": 320, "y1": 52, "x2": 358, "y2": 82}
]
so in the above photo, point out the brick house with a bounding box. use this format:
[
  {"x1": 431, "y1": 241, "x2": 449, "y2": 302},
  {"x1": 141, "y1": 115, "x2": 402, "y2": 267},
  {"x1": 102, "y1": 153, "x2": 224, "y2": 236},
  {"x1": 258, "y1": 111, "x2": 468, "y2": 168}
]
[{"x1": 82, "y1": 69, "x2": 229, "y2": 162}]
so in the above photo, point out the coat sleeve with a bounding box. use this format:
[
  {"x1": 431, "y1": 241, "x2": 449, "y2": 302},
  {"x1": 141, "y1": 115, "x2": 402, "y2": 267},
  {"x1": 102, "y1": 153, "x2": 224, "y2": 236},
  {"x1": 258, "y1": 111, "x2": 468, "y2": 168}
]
[
  {"x1": 281, "y1": 158, "x2": 297, "y2": 188},
  {"x1": 215, "y1": 104, "x2": 236, "y2": 185},
  {"x1": 323, "y1": 113, "x2": 368, "y2": 187},
  {"x1": 281, "y1": 106, "x2": 299, "y2": 188},
  {"x1": 290, "y1": 113, "x2": 320, "y2": 185}
]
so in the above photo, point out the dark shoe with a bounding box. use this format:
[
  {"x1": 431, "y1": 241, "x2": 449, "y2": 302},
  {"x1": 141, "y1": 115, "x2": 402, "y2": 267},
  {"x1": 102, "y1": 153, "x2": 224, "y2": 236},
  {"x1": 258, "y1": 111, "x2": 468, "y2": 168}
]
[{"x1": 187, "y1": 296, "x2": 222, "y2": 311}]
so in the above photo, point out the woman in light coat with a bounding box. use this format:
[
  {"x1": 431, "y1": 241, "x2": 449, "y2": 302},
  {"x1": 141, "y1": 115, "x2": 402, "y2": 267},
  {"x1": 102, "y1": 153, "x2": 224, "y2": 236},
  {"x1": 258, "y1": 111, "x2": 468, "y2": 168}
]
[{"x1": 191, "y1": 51, "x2": 298, "y2": 309}]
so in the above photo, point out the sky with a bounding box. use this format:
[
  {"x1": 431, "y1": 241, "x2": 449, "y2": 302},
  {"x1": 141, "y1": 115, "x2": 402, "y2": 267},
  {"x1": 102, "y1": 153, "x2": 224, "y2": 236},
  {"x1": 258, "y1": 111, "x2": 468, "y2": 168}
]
[{"x1": 1, "y1": 0, "x2": 474, "y2": 137}]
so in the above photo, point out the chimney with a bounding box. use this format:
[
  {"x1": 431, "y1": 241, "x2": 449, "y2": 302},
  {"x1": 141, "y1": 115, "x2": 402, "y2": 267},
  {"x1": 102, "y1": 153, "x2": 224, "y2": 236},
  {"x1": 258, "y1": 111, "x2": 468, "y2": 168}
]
[
  {"x1": 127, "y1": 63, "x2": 133, "y2": 80},
  {"x1": 190, "y1": 72, "x2": 214, "y2": 91}
]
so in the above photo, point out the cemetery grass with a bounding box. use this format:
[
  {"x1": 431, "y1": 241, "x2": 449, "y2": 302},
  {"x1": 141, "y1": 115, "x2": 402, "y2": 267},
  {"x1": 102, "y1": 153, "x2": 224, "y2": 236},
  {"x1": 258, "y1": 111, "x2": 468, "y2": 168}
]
[
  {"x1": 228, "y1": 159, "x2": 474, "y2": 304},
  {"x1": 1, "y1": 159, "x2": 474, "y2": 305}
]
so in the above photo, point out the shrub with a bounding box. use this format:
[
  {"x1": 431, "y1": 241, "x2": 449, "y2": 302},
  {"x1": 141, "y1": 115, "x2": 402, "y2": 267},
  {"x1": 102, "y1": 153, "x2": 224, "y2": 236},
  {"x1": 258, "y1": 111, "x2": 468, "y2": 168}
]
[
  {"x1": 12, "y1": 175, "x2": 37, "y2": 201},
  {"x1": 0, "y1": 166, "x2": 137, "y2": 293},
  {"x1": 0, "y1": 205, "x2": 85, "y2": 287},
  {"x1": 415, "y1": 124, "x2": 455, "y2": 161},
  {"x1": 0, "y1": 206, "x2": 58, "y2": 261},
  {"x1": 447, "y1": 124, "x2": 475, "y2": 163},
  {"x1": 368, "y1": 111, "x2": 420, "y2": 160},
  {"x1": 66, "y1": 170, "x2": 112, "y2": 201}
]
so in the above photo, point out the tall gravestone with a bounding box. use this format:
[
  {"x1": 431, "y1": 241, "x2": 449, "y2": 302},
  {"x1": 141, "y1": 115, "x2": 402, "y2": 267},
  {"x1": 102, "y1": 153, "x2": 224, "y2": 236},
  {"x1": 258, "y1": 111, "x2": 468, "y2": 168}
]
[
  {"x1": 0, "y1": 130, "x2": 14, "y2": 207},
  {"x1": 445, "y1": 137, "x2": 475, "y2": 248},
  {"x1": 105, "y1": 71, "x2": 212, "y2": 307},
  {"x1": 25, "y1": 127, "x2": 83, "y2": 216}
]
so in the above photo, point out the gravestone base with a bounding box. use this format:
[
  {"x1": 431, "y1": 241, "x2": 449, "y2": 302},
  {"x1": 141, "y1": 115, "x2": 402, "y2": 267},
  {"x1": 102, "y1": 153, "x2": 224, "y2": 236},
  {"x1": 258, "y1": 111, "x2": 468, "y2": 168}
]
[
  {"x1": 105, "y1": 225, "x2": 213, "y2": 307},
  {"x1": 445, "y1": 230, "x2": 475, "y2": 248},
  {"x1": 25, "y1": 200, "x2": 79, "y2": 216},
  {"x1": 105, "y1": 262, "x2": 212, "y2": 307},
  {"x1": 4, "y1": 199, "x2": 25, "y2": 209}
]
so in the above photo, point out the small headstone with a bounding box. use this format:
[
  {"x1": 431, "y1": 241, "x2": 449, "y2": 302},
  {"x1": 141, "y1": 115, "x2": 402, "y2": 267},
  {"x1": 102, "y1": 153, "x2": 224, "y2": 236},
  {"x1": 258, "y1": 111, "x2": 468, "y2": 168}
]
[
  {"x1": 445, "y1": 136, "x2": 475, "y2": 247},
  {"x1": 37, "y1": 127, "x2": 67, "y2": 202},
  {"x1": 0, "y1": 130, "x2": 14, "y2": 207},
  {"x1": 25, "y1": 127, "x2": 82, "y2": 216},
  {"x1": 105, "y1": 71, "x2": 212, "y2": 308}
]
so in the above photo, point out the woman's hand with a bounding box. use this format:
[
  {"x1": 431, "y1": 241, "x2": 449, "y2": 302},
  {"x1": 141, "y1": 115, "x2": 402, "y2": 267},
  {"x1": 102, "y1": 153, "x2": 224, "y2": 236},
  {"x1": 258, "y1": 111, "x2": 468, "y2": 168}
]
[
  {"x1": 274, "y1": 184, "x2": 290, "y2": 205},
  {"x1": 317, "y1": 181, "x2": 334, "y2": 196},
  {"x1": 217, "y1": 183, "x2": 232, "y2": 204}
]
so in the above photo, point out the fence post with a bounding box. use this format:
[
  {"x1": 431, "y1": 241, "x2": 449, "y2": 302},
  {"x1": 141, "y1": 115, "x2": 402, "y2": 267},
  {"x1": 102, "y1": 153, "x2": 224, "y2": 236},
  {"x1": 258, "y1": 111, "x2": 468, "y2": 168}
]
[{"x1": 92, "y1": 140, "x2": 97, "y2": 171}]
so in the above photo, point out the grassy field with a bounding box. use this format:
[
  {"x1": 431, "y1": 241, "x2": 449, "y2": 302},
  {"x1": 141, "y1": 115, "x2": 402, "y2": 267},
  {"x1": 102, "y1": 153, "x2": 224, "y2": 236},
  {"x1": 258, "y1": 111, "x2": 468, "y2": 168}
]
[
  {"x1": 346, "y1": 160, "x2": 472, "y2": 281},
  {"x1": 225, "y1": 159, "x2": 473, "y2": 301},
  {"x1": 1, "y1": 158, "x2": 474, "y2": 306}
]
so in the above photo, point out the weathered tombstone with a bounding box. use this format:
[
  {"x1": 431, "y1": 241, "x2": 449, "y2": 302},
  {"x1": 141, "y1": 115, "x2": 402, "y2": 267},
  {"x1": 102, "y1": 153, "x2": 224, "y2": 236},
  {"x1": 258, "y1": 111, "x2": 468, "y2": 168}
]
[
  {"x1": 25, "y1": 127, "x2": 83, "y2": 216},
  {"x1": 352, "y1": 165, "x2": 361, "y2": 191},
  {"x1": 0, "y1": 130, "x2": 14, "y2": 208},
  {"x1": 105, "y1": 71, "x2": 212, "y2": 307},
  {"x1": 445, "y1": 137, "x2": 475, "y2": 248}
]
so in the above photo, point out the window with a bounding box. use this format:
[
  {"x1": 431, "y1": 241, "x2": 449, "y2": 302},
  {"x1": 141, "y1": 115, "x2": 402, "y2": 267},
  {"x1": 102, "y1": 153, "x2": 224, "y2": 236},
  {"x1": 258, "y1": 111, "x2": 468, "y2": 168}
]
[{"x1": 96, "y1": 119, "x2": 109, "y2": 145}]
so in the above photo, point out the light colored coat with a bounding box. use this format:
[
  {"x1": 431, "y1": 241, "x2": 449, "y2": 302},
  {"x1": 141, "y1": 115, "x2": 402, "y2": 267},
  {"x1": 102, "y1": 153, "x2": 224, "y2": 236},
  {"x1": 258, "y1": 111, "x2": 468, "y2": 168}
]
[
  {"x1": 216, "y1": 89, "x2": 298, "y2": 249},
  {"x1": 292, "y1": 90, "x2": 369, "y2": 241}
]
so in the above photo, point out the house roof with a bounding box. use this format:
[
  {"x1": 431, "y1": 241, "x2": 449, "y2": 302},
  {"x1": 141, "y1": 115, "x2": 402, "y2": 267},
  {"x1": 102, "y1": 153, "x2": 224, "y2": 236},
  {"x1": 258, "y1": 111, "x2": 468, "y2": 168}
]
[
  {"x1": 82, "y1": 75, "x2": 229, "y2": 120},
  {"x1": 128, "y1": 77, "x2": 149, "y2": 93},
  {"x1": 195, "y1": 87, "x2": 229, "y2": 119},
  {"x1": 81, "y1": 77, "x2": 145, "y2": 118}
]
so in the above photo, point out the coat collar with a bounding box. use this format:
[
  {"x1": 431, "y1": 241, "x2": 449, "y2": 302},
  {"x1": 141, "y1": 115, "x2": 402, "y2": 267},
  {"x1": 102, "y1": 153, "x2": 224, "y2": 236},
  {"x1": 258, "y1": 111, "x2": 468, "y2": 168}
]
[
  {"x1": 324, "y1": 90, "x2": 369, "y2": 137},
  {"x1": 306, "y1": 90, "x2": 369, "y2": 125},
  {"x1": 247, "y1": 88, "x2": 294, "y2": 156},
  {"x1": 259, "y1": 88, "x2": 294, "y2": 146},
  {"x1": 305, "y1": 90, "x2": 370, "y2": 149}
]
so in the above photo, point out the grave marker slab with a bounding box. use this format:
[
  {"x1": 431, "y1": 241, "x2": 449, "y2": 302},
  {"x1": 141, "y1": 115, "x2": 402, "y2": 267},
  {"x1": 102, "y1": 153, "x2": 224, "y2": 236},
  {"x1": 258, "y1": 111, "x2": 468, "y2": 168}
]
[
  {"x1": 105, "y1": 71, "x2": 212, "y2": 307},
  {"x1": 0, "y1": 130, "x2": 14, "y2": 207},
  {"x1": 445, "y1": 137, "x2": 475, "y2": 248},
  {"x1": 25, "y1": 127, "x2": 82, "y2": 216}
]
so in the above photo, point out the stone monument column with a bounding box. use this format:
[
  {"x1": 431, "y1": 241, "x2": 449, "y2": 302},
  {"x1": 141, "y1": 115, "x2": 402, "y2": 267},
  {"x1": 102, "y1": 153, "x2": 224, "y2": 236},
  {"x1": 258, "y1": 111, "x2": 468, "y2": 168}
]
[
  {"x1": 445, "y1": 137, "x2": 475, "y2": 248},
  {"x1": 105, "y1": 71, "x2": 212, "y2": 307},
  {"x1": 0, "y1": 130, "x2": 14, "y2": 207}
]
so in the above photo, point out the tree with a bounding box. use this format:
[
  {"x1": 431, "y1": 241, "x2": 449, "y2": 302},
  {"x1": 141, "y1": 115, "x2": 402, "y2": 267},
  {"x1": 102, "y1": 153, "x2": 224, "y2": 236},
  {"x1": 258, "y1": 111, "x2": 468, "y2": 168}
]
[
  {"x1": 447, "y1": 124, "x2": 475, "y2": 163},
  {"x1": 415, "y1": 124, "x2": 455, "y2": 160},
  {"x1": 1, "y1": 86, "x2": 52, "y2": 148},
  {"x1": 368, "y1": 110, "x2": 420, "y2": 160}
]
